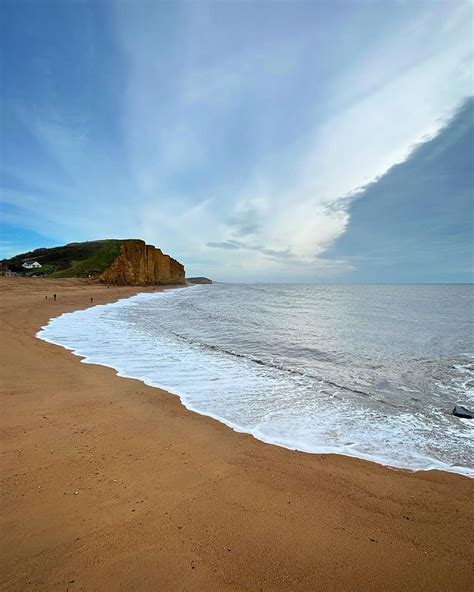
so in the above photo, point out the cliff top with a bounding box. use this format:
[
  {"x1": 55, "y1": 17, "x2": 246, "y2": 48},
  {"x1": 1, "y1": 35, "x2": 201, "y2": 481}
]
[{"x1": 2, "y1": 240, "x2": 121, "y2": 277}]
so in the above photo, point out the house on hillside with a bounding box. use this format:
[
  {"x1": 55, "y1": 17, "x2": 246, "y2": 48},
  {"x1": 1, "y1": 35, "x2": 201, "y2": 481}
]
[{"x1": 22, "y1": 261, "x2": 42, "y2": 270}]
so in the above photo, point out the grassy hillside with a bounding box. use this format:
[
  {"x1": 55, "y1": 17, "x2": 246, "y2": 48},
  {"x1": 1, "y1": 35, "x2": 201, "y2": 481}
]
[{"x1": 2, "y1": 240, "x2": 121, "y2": 277}]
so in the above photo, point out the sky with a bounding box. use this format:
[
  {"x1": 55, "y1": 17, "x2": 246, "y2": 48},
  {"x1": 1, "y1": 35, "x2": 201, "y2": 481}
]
[{"x1": 1, "y1": 0, "x2": 473, "y2": 282}]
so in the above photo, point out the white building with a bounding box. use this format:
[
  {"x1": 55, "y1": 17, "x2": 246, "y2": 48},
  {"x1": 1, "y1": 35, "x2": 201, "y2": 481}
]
[{"x1": 22, "y1": 261, "x2": 42, "y2": 269}]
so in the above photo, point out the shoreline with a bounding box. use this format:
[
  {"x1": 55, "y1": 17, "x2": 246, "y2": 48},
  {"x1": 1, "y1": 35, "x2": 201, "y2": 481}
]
[
  {"x1": 37, "y1": 287, "x2": 473, "y2": 478},
  {"x1": 1, "y1": 277, "x2": 472, "y2": 591}
]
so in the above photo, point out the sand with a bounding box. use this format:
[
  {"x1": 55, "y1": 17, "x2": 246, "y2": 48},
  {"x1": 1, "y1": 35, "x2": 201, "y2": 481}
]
[{"x1": 0, "y1": 277, "x2": 472, "y2": 591}]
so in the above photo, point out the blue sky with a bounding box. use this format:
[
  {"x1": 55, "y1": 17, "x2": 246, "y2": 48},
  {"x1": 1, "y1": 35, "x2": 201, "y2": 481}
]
[{"x1": 1, "y1": 0, "x2": 472, "y2": 281}]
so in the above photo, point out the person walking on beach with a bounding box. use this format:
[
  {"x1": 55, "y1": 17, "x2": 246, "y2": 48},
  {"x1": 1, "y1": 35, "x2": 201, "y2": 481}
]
[{"x1": 53, "y1": 294, "x2": 57, "y2": 301}]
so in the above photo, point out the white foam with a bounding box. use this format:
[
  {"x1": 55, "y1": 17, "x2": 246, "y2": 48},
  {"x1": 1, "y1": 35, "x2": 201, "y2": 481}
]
[{"x1": 37, "y1": 290, "x2": 474, "y2": 477}]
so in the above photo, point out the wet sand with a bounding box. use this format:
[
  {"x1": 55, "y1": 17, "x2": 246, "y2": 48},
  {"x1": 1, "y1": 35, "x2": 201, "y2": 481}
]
[{"x1": 0, "y1": 277, "x2": 472, "y2": 591}]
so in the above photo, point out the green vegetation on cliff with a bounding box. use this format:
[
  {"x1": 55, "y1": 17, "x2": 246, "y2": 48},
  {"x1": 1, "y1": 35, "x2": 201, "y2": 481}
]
[{"x1": 2, "y1": 240, "x2": 121, "y2": 277}]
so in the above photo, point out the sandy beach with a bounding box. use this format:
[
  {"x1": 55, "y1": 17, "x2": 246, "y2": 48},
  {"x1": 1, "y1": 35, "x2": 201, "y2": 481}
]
[{"x1": 0, "y1": 277, "x2": 472, "y2": 591}]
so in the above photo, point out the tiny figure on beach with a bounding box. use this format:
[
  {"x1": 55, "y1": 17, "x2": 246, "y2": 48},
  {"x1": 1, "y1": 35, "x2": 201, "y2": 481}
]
[
  {"x1": 90, "y1": 297, "x2": 94, "y2": 303},
  {"x1": 45, "y1": 295, "x2": 47, "y2": 300},
  {"x1": 53, "y1": 294, "x2": 57, "y2": 301}
]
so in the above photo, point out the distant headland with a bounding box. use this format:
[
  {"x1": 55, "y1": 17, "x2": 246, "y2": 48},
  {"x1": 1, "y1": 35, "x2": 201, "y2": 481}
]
[
  {"x1": 0, "y1": 239, "x2": 186, "y2": 286},
  {"x1": 187, "y1": 277, "x2": 212, "y2": 285}
]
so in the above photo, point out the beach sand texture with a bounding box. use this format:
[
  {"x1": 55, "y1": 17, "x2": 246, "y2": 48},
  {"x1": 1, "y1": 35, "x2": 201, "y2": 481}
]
[{"x1": 1, "y1": 278, "x2": 472, "y2": 591}]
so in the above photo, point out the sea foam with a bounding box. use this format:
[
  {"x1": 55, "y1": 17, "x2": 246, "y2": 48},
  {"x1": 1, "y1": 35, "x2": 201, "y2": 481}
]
[{"x1": 37, "y1": 288, "x2": 474, "y2": 477}]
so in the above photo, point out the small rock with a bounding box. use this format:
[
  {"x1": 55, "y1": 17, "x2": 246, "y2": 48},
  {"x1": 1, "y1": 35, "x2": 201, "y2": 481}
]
[
  {"x1": 453, "y1": 405, "x2": 474, "y2": 419},
  {"x1": 74, "y1": 491, "x2": 79, "y2": 495}
]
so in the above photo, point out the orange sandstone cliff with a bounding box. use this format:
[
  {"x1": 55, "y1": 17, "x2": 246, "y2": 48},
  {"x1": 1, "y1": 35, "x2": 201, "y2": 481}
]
[{"x1": 100, "y1": 240, "x2": 185, "y2": 286}]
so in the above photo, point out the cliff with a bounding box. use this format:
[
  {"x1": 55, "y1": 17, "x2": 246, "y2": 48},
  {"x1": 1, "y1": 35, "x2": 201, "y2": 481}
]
[
  {"x1": 2, "y1": 239, "x2": 186, "y2": 286},
  {"x1": 100, "y1": 240, "x2": 185, "y2": 286}
]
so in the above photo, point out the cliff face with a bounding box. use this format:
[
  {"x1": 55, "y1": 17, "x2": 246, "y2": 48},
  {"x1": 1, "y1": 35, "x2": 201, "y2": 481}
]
[{"x1": 100, "y1": 240, "x2": 185, "y2": 286}]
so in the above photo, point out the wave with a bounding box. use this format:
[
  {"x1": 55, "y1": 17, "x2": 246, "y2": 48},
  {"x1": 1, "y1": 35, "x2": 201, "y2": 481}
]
[
  {"x1": 167, "y1": 329, "x2": 394, "y2": 402},
  {"x1": 36, "y1": 289, "x2": 474, "y2": 477}
]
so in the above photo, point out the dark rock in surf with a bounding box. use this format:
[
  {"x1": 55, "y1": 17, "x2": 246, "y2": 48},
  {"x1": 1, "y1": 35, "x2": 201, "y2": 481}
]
[{"x1": 452, "y1": 405, "x2": 474, "y2": 419}]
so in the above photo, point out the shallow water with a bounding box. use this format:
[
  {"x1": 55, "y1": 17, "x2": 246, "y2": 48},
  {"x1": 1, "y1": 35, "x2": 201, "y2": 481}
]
[{"x1": 37, "y1": 283, "x2": 474, "y2": 475}]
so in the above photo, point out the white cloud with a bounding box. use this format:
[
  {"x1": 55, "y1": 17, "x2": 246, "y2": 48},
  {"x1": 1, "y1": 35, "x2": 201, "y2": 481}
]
[
  {"x1": 4, "y1": 2, "x2": 471, "y2": 279},
  {"x1": 111, "y1": 1, "x2": 472, "y2": 280}
]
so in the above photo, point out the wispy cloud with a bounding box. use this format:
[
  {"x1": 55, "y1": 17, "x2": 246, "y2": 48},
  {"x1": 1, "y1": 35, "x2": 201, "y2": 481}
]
[
  {"x1": 110, "y1": 1, "x2": 472, "y2": 280},
  {"x1": 207, "y1": 241, "x2": 240, "y2": 250},
  {"x1": 2, "y1": 1, "x2": 472, "y2": 281}
]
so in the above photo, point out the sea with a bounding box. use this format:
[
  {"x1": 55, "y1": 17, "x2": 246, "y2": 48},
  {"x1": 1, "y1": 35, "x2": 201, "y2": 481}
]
[{"x1": 37, "y1": 283, "x2": 474, "y2": 476}]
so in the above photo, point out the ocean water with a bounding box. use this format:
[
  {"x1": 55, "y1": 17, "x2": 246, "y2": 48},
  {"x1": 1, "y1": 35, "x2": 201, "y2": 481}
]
[{"x1": 37, "y1": 284, "x2": 474, "y2": 476}]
